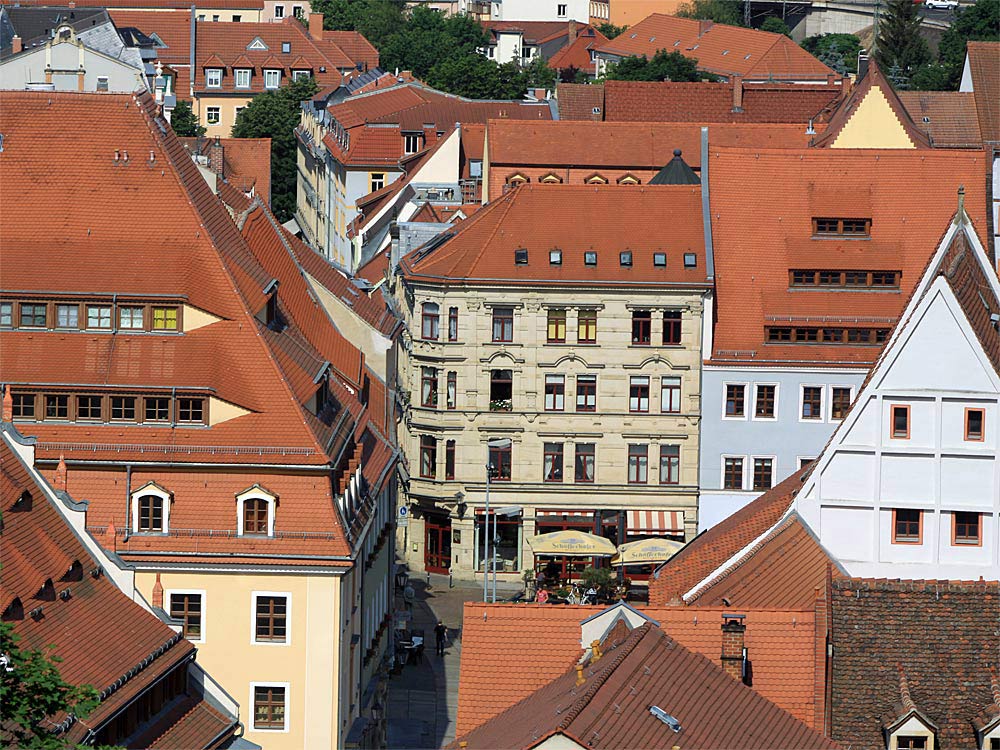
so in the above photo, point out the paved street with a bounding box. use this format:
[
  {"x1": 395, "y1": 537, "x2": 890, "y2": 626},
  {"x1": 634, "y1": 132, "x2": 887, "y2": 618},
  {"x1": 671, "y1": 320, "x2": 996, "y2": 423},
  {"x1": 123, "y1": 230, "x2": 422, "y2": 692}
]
[{"x1": 386, "y1": 572, "x2": 521, "y2": 750}]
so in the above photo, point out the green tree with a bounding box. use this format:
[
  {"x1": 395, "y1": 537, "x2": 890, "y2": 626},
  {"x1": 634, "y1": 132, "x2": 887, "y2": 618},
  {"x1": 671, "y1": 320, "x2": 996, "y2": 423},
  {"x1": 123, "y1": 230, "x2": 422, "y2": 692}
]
[
  {"x1": 523, "y1": 54, "x2": 557, "y2": 91},
  {"x1": 909, "y1": 62, "x2": 952, "y2": 89},
  {"x1": 426, "y1": 55, "x2": 528, "y2": 100},
  {"x1": 378, "y1": 7, "x2": 489, "y2": 78},
  {"x1": 231, "y1": 75, "x2": 319, "y2": 222},
  {"x1": 760, "y1": 16, "x2": 791, "y2": 36},
  {"x1": 676, "y1": 0, "x2": 744, "y2": 26},
  {"x1": 595, "y1": 22, "x2": 628, "y2": 39},
  {"x1": 875, "y1": 0, "x2": 931, "y2": 76},
  {"x1": 310, "y1": 0, "x2": 405, "y2": 48},
  {"x1": 0, "y1": 623, "x2": 101, "y2": 750},
  {"x1": 169, "y1": 100, "x2": 205, "y2": 137},
  {"x1": 605, "y1": 49, "x2": 702, "y2": 81},
  {"x1": 801, "y1": 32, "x2": 862, "y2": 73},
  {"x1": 931, "y1": 0, "x2": 999, "y2": 88}
]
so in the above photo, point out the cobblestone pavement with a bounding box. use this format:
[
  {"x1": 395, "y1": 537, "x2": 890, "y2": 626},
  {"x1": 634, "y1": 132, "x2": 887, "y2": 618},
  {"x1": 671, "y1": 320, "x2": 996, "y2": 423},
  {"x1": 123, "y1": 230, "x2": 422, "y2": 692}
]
[{"x1": 386, "y1": 571, "x2": 521, "y2": 749}]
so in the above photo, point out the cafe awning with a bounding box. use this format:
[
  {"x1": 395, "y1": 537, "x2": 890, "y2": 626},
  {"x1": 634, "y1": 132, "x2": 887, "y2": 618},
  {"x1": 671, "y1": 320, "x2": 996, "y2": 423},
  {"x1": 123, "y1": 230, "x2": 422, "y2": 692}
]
[
  {"x1": 611, "y1": 537, "x2": 686, "y2": 566},
  {"x1": 527, "y1": 530, "x2": 617, "y2": 557},
  {"x1": 627, "y1": 510, "x2": 684, "y2": 536}
]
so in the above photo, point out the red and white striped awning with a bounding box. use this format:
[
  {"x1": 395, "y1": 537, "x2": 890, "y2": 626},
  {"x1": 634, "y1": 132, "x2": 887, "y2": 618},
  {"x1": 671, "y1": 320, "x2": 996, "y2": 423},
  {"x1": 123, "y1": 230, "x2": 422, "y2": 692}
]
[
  {"x1": 536, "y1": 509, "x2": 594, "y2": 520},
  {"x1": 627, "y1": 510, "x2": 684, "y2": 535}
]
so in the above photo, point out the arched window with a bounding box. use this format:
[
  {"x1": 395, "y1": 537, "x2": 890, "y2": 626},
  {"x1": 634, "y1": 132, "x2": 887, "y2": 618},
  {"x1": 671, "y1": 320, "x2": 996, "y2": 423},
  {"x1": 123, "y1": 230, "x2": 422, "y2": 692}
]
[
  {"x1": 237, "y1": 485, "x2": 278, "y2": 537},
  {"x1": 539, "y1": 173, "x2": 563, "y2": 184},
  {"x1": 421, "y1": 302, "x2": 439, "y2": 340},
  {"x1": 505, "y1": 173, "x2": 528, "y2": 186},
  {"x1": 131, "y1": 482, "x2": 171, "y2": 534},
  {"x1": 617, "y1": 174, "x2": 641, "y2": 185},
  {"x1": 585, "y1": 173, "x2": 608, "y2": 185}
]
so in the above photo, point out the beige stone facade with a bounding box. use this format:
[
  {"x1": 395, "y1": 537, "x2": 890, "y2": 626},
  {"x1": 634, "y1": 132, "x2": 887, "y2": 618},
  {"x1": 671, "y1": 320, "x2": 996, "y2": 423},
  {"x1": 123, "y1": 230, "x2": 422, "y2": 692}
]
[{"x1": 396, "y1": 280, "x2": 707, "y2": 583}]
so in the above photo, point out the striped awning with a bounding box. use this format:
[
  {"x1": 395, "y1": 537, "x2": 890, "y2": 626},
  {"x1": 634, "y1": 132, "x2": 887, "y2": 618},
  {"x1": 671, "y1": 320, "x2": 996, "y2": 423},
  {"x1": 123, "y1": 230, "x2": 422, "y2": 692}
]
[
  {"x1": 536, "y1": 509, "x2": 594, "y2": 520},
  {"x1": 627, "y1": 510, "x2": 684, "y2": 535}
]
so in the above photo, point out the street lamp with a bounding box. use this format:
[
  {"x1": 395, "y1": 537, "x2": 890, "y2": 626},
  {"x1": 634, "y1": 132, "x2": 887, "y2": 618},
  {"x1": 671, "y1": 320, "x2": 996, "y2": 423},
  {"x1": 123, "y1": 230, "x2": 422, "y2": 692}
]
[{"x1": 483, "y1": 438, "x2": 511, "y2": 603}]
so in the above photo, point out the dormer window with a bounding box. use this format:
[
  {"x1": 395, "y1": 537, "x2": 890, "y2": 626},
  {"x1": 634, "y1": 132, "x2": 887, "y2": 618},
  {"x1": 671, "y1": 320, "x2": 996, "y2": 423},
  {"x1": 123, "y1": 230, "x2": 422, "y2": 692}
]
[
  {"x1": 505, "y1": 173, "x2": 528, "y2": 187},
  {"x1": 539, "y1": 173, "x2": 562, "y2": 184},
  {"x1": 404, "y1": 133, "x2": 422, "y2": 154},
  {"x1": 131, "y1": 482, "x2": 171, "y2": 534},
  {"x1": 206, "y1": 68, "x2": 222, "y2": 88},
  {"x1": 237, "y1": 485, "x2": 277, "y2": 536},
  {"x1": 235, "y1": 68, "x2": 251, "y2": 88},
  {"x1": 292, "y1": 69, "x2": 311, "y2": 82},
  {"x1": 264, "y1": 69, "x2": 281, "y2": 89}
]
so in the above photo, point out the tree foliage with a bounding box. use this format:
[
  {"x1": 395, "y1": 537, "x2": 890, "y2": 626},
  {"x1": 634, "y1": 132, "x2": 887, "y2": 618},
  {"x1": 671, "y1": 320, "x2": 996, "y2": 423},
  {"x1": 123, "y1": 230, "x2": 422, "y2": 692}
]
[
  {"x1": 604, "y1": 49, "x2": 702, "y2": 82},
  {"x1": 377, "y1": 7, "x2": 490, "y2": 78},
  {"x1": 760, "y1": 16, "x2": 791, "y2": 36},
  {"x1": 676, "y1": 0, "x2": 744, "y2": 26},
  {"x1": 875, "y1": 0, "x2": 931, "y2": 80},
  {"x1": 931, "y1": 0, "x2": 999, "y2": 88},
  {"x1": 0, "y1": 623, "x2": 101, "y2": 750},
  {"x1": 231, "y1": 75, "x2": 319, "y2": 223},
  {"x1": 595, "y1": 22, "x2": 628, "y2": 39},
  {"x1": 170, "y1": 100, "x2": 205, "y2": 137},
  {"x1": 801, "y1": 32, "x2": 863, "y2": 73},
  {"x1": 425, "y1": 55, "x2": 552, "y2": 100}
]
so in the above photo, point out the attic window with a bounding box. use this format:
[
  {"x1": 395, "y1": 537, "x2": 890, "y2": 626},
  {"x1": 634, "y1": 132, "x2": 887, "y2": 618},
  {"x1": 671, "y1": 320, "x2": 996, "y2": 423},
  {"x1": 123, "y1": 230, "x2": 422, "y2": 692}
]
[
  {"x1": 62, "y1": 560, "x2": 84, "y2": 582},
  {"x1": 813, "y1": 217, "x2": 871, "y2": 237},
  {"x1": 592, "y1": 107, "x2": 601, "y2": 115},
  {"x1": 281, "y1": 41, "x2": 291, "y2": 53},
  {"x1": 683, "y1": 253, "x2": 697, "y2": 268},
  {"x1": 619, "y1": 251, "x2": 633, "y2": 267},
  {"x1": 514, "y1": 248, "x2": 529, "y2": 264},
  {"x1": 922, "y1": 116, "x2": 930, "y2": 123},
  {"x1": 247, "y1": 36, "x2": 268, "y2": 50},
  {"x1": 584, "y1": 251, "x2": 597, "y2": 266},
  {"x1": 36, "y1": 579, "x2": 56, "y2": 602},
  {"x1": 653, "y1": 252, "x2": 666, "y2": 267},
  {"x1": 1, "y1": 597, "x2": 23, "y2": 622},
  {"x1": 549, "y1": 249, "x2": 562, "y2": 265}
]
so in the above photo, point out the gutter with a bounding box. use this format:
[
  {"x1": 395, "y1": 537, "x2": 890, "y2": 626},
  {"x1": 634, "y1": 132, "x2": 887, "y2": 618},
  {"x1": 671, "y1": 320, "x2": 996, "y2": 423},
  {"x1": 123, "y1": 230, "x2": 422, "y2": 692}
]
[
  {"x1": 36, "y1": 458, "x2": 333, "y2": 471},
  {"x1": 188, "y1": 5, "x2": 195, "y2": 99},
  {"x1": 700, "y1": 126, "x2": 715, "y2": 281}
]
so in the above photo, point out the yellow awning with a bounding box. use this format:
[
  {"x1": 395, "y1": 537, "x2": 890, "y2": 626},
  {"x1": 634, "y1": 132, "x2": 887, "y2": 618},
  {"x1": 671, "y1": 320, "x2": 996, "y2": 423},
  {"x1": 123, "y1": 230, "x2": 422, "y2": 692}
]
[
  {"x1": 611, "y1": 537, "x2": 686, "y2": 566},
  {"x1": 528, "y1": 530, "x2": 617, "y2": 557}
]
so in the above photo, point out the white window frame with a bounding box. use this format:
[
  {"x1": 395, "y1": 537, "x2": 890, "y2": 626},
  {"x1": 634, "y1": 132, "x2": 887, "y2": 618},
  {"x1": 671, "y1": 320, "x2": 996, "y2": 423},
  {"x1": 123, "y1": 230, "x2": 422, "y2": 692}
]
[
  {"x1": 827, "y1": 384, "x2": 855, "y2": 423},
  {"x1": 273, "y1": 4, "x2": 285, "y2": 17},
  {"x1": 292, "y1": 69, "x2": 310, "y2": 82},
  {"x1": 264, "y1": 69, "x2": 281, "y2": 89},
  {"x1": 206, "y1": 68, "x2": 222, "y2": 88},
  {"x1": 722, "y1": 382, "x2": 748, "y2": 421},
  {"x1": 403, "y1": 133, "x2": 421, "y2": 154},
  {"x1": 235, "y1": 68, "x2": 251, "y2": 89},
  {"x1": 660, "y1": 375, "x2": 681, "y2": 414},
  {"x1": 750, "y1": 455, "x2": 777, "y2": 492},
  {"x1": 165, "y1": 588, "x2": 206, "y2": 643},
  {"x1": 721, "y1": 454, "x2": 747, "y2": 491},
  {"x1": 799, "y1": 383, "x2": 826, "y2": 423},
  {"x1": 237, "y1": 484, "x2": 277, "y2": 536},
  {"x1": 131, "y1": 481, "x2": 171, "y2": 534},
  {"x1": 557, "y1": 3, "x2": 567, "y2": 15},
  {"x1": 797, "y1": 456, "x2": 816, "y2": 471},
  {"x1": 206, "y1": 106, "x2": 221, "y2": 125},
  {"x1": 750, "y1": 382, "x2": 779, "y2": 421},
  {"x1": 249, "y1": 681, "x2": 290, "y2": 732},
  {"x1": 250, "y1": 591, "x2": 292, "y2": 646}
]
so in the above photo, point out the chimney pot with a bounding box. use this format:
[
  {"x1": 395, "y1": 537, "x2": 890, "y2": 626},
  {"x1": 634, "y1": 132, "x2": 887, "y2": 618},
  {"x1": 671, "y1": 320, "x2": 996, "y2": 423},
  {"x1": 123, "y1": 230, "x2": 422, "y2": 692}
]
[
  {"x1": 209, "y1": 137, "x2": 224, "y2": 175},
  {"x1": 575, "y1": 664, "x2": 585, "y2": 686},
  {"x1": 309, "y1": 12, "x2": 324, "y2": 41},
  {"x1": 568, "y1": 19, "x2": 578, "y2": 43},
  {"x1": 698, "y1": 19, "x2": 713, "y2": 36},
  {"x1": 54, "y1": 454, "x2": 67, "y2": 492},
  {"x1": 12, "y1": 35, "x2": 22, "y2": 54}
]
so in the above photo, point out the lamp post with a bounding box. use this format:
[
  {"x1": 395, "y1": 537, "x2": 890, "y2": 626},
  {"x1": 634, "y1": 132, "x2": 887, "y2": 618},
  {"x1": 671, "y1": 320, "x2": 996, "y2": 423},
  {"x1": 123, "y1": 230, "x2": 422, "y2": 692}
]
[
  {"x1": 491, "y1": 505, "x2": 522, "y2": 603},
  {"x1": 484, "y1": 438, "x2": 511, "y2": 603}
]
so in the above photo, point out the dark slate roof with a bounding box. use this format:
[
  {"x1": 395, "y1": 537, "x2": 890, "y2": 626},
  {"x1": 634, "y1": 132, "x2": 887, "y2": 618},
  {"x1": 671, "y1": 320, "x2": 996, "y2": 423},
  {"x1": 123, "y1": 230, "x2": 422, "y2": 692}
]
[
  {"x1": 649, "y1": 149, "x2": 700, "y2": 185},
  {"x1": 830, "y1": 578, "x2": 999, "y2": 749},
  {"x1": 0, "y1": 6, "x2": 108, "y2": 56}
]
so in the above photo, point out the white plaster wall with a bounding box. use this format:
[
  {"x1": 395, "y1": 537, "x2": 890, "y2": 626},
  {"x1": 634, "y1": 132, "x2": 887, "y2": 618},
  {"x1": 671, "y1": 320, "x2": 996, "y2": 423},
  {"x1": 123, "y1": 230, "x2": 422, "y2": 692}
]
[
  {"x1": 939, "y1": 456, "x2": 995, "y2": 505},
  {"x1": 820, "y1": 505, "x2": 873, "y2": 562},
  {"x1": 880, "y1": 455, "x2": 935, "y2": 502},
  {"x1": 938, "y1": 510, "x2": 992, "y2": 566},
  {"x1": 879, "y1": 507, "x2": 934, "y2": 564},
  {"x1": 820, "y1": 452, "x2": 876, "y2": 502},
  {"x1": 842, "y1": 396, "x2": 877, "y2": 446},
  {"x1": 941, "y1": 400, "x2": 996, "y2": 450}
]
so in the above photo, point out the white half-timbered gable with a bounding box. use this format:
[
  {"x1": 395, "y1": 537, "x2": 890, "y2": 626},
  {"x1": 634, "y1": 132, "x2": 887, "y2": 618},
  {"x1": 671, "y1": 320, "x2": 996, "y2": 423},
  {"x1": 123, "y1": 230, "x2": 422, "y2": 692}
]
[{"x1": 794, "y1": 208, "x2": 1000, "y2": 580}]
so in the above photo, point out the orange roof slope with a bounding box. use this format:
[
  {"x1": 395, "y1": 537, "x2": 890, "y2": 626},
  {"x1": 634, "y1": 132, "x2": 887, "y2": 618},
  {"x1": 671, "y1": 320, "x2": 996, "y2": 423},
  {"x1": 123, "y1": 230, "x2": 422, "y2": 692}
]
[
  {"x1": 0, "y1": 437, "x2": 234, "y2": 746},
  {"x1": 966, "y1": 41, "x2": 1000, "y2": 142},
  {"x1": 898, "y1": 91, "x2": 982, "y2": 147},
  {"x1": 401, "y1": 184, "x2": 710, "y2": 288},
  {"x1": 452, "y1": 623, "x2": 835, "y2": 750},
  {"x1": 610, "y1": 0, "x2": 686, "y2": 25},
  {"x1": 707, "y1": 147, "x2": 989, "y2": 367},
  {"x1": 602, "y1": 79, "x2": 843, "y2": 122},
  {"x1": 555, "y1": 82, "x2": 605, "y2": 120},
  {"x1": 598, "y1": 14, "x2": 833, "y2": 80},
  {"x1": 458, "y1": 602, "x2": 822, "y2": 735},
  {"x1": 179, "y1": 136, "x2": 272, "y2": 199},
  {"x1": 109, "y1": 9, "x2": 191, "y2": 63},
  {"x1": 547, "y1": 26, "x2": 609, "y2": 71}
]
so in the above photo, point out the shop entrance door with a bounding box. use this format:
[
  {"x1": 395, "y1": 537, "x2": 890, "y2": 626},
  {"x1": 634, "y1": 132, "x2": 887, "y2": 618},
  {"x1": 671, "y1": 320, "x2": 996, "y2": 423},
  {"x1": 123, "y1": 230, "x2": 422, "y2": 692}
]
[{"x1": 425, "y1": 517, "x2": 452, "y2": 574}]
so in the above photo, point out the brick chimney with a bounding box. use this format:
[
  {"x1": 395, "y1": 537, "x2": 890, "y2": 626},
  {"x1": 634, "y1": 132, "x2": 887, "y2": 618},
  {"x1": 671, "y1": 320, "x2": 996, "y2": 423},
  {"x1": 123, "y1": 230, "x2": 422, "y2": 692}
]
[
  {"x1": 309, "y1": 12, "x2": 324, "y2": 41},
  {"x1": 698, "y1": 19, "x2": 713, "y2": 36},
  {"x1": 568, "y1": 19, "x2": 578, "y2": 43},
  {"x1": 152, "y1": 572, "x2": 164, "y2": 609},
  {"x1": 209, "y1": 136, "x2": 224, "y2": 175},
  {"x1": 2, "y1": 387, "x2": 11, "y2": 422},
  {"x1": 721, "y1": 613, "x2": 747, "y2": 683},
  {"x1": 53, "y1": 454, "x2": 67, "y2": 492},
  {"x1": 731, "y1": 75, "x2": 744, "y2": 113},
  {"x1": 105, "y1": 520, "x2": 118, "y2": 552},
  {"x1": 11, "y1": 35, "x2": 22, "y2": 54}
]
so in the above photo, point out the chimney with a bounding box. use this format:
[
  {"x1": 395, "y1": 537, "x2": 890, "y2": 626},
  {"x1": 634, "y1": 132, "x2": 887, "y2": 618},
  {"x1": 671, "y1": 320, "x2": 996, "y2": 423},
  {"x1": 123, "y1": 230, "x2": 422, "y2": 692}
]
[
  {"x1": 731, "y1": 75, "x2": 743, "y2": 113},
  {"x1": 2, "y1": 386, "x2": 12, "y2": 422},
  {"x1": 568, "y1": 19, "x2": 578, "y2": 43},
  {"x1": 11, "y1": 35, "x2": 22, "y2": 54},
  {"x1": 105, "y1": 520, "x2": 118, "y2": 552},
  {"x1": 698, "y1": 19, "x2": 713, "y2": 36},
  {"x1": 721, "y1": 614, "x2": 747, "y2": 683},
  {"x1": 54, "y1": 454, "x2": 67, "y2": 492},
  {"x1": 533, "y1": 87, "x2": 546, "y2": 100},
  {"x1": 590, "y1": 639, "x2": 603, "y2": 662},
  {"x1": 152, "y1": 572, "x2": 164, "y2": 609},
  {"x1": 209, "y1": 136, "x2": 224, "y2": 175},
  {"x1": 857, "y1": 52, "x2": 869, "y2": 80},
  {"x1": 575, "y1": 664, "x2": 585, "y2": 686},
  {"x1": 309, "y1": 12, "x2": 324, "y2": 41}
]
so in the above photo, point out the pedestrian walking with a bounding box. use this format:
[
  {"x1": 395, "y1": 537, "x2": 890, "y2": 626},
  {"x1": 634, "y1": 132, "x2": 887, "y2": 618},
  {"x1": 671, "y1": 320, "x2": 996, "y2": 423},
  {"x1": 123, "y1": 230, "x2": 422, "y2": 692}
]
[
  {"x1": 434, "y1": 621, "x2": 448, "y2": 656},
  {"x1": 403, "y1": 582, "x2": 415, "y2": 611}
]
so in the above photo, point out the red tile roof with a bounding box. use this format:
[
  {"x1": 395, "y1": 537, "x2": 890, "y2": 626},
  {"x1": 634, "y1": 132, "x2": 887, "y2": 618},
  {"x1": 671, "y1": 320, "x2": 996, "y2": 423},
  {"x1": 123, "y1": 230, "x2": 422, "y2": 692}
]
[
  {"x1": 547, "y1": 27, "x2": 609, "y2": 72},
  {"x1": 649, "y1": 466, "x2": 807, "y2": 605},
  {"x1": 707, "y1": 147, "x2": 990, "y2": 367},
  {"x1": 555, "y1": 82, "x2": 605, "y2": 120},
  {"x1": 598, "y1": 14, "x2": 834, "y2": 81},
  {"x1": 457, "y1": 602, "x2": 824, "y2": 735},
  {"x1": 109, "y1": 9, "x2": 191, "y2": 65},
  {"x1": 898, "y1": 91, "x2": 982, "y2": 148},
  {"x1": 453, "y1": 622, "x2": 835, "y2": 750},
  {"x1": 481, "y1": 20, "x2": 571, "y2": 44},
  {"x1": 0, "y1": 437, "x2": 234, "y2": 746},
  {"x1": 966, "y1": 41, "x2": 999, "y2": 142},
  {"x1": 179, "y1": 136, "x2": 272, "y2": 199},
  {"x1": 401, "y1": 184, "x2": 710, "y2": 289}
]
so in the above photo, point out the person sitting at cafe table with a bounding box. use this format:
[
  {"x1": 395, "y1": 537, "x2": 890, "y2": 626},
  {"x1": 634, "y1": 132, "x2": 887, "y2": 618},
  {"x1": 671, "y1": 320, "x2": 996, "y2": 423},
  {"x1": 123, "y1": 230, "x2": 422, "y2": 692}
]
[{"x1": 536, "y1": 587, "x2": 549, "y2": 604}]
